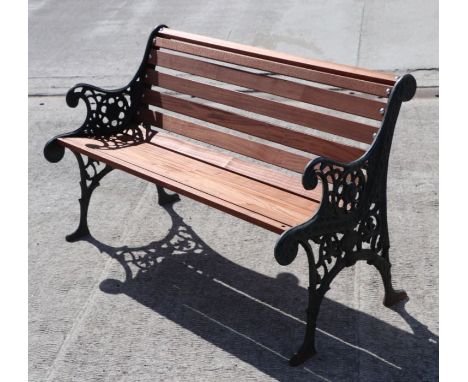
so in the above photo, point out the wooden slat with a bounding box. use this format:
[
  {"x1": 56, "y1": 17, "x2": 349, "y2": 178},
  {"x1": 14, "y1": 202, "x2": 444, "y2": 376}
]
[
  {"x1": 59, "y1": 140, "x2": 288, "y2": 233},
  {"x1": 58, "y1": 137, "x2": 318, "y2": 233},
  {"x1": 140, "y1": 92, "x2": 367, "y2": 161},
  {"x1": 137, "y1": 110, "x2": 311, "y2": 172},
  {"x1": 143, "y1": 131, "x2": 322, "y2": 201},
  {"x1": 145, "y1": 72, "x2": 377, "y2": 143},
  {"x1": 149, "y1": 51, "x2": 386, "y2": 120},
  {"x1": 154, "y1": 37, "x2": 391, "y2": 97},
  {"x1": 158, "y1": 28, "x2": 396, "y2": 84},
  {"x1": 107, "y1": 127, "x2": 316, "y2": 198}
]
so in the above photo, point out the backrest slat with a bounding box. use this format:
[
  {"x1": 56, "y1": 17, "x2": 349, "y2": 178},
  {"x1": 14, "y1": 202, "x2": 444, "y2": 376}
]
[
  {"x1": 145, "y1": 71, "x2": 377, "y2": 144},
  {"x1": 140, "y1": 90, "x2": 366, "y2": 161},
  {"x1": 150, "y1": 50, "x2": 386, "y2": 120},
  {"x1": 154, "y1": 37, "x2": 392, "y2": 97},
  {"x1": 135, "y1": 28, "x2": 395, "y2": 172},
  {"x1": 158, "y1": 29, "x2": 396, "y2": 84}
]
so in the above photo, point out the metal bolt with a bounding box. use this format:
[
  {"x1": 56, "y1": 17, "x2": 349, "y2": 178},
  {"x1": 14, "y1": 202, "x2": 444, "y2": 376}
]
[
  {"x1": 379, "y1": 107, "x2": 385, "y2": 115},
  {"x1": 386, "y1": 88, "x2": 391, "y2": 95},
  {"x1": 373, "y1": 133, "x2": 377, "y2": 138}
]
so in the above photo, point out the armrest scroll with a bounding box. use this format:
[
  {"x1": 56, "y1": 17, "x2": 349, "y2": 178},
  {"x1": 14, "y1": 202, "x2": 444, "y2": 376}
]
[
  {"x1": 44, "y1": 82, "x2": 139, "y2": 163},
  {"x1": 44, "y1": 24, "x2": 169, "y2": 163}
]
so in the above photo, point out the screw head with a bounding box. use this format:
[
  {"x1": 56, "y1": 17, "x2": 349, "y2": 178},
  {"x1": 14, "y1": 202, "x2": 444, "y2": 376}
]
[{"x1": 379, "y1": 107, "x2": 385, "y2": 115}]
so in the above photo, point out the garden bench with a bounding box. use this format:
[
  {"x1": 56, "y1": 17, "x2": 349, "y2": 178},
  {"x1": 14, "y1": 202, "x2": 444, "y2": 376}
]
[{"x1": 44, "y1": 25, "x2": 417, "y2": 366}]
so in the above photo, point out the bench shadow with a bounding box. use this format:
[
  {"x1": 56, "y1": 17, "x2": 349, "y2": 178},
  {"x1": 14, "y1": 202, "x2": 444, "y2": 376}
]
[{"x1": 84, "y1": 204, "x2": 438, "y2": 381}]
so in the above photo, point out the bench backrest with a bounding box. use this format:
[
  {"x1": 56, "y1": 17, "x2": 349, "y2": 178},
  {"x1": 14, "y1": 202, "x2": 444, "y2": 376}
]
[{"x1": 136, "y1": 28, "x2": 397, "y2": 173}]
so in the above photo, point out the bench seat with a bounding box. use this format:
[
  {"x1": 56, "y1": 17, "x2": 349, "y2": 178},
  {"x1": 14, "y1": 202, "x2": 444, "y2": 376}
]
[{"x1": 58, "y1": 132, "x2": 321, "y2": 234}]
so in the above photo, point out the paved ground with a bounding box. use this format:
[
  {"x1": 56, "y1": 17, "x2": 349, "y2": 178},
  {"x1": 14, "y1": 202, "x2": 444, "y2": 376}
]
[{"x1": 29, "y1": 1, "x2": 438, "y2": 381}]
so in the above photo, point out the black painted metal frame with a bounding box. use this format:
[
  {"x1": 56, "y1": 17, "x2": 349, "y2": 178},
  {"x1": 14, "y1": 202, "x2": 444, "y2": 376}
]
[
  {"x1": 44, "y1": 24, "x2": 168, "y2": 163},
  {"x1": 274, "y1": 74, "x2": 417, "y2": 365},
  {"x1": 43, "y1": 25, "x2": 417, "y2": 367}
]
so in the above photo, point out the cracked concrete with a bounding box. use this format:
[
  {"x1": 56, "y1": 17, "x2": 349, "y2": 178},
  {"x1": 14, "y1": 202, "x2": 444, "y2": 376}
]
[{"x1": 29, "y1": 1, "x2": 438, "y2": 381}]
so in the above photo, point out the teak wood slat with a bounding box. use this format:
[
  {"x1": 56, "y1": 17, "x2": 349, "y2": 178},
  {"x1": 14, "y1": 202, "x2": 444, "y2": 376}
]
[
  {"x1": 145, "y1": 71, "x2": 377, "y2": 143},
  {"x1": 157, "y1": 29, "x2": 396, "y2": 84},
  {"x1": 60, "y1": 139, "x2": 290, "y2": 233},
  {"x1": 57, "y1": 136, "x2": 317, "y2": 232},
  {"x1": 149, "y1": 50, "x2": 386, "y2": 120},
  {"x1": 139, "y1": 92, "x2": 368, "y2": 160},
  {"x1": 108, "y1": 127, "x2": 319, "y2": 200},
  {"x1": 142, "y1": 130, "x2": 322, "y2": 201},
  {"x1": 137, "y1": 110, "x2": 313, "y2": 172},
  {"x1": 154, "y1": 37, "x2": 393, "y2": 97}
]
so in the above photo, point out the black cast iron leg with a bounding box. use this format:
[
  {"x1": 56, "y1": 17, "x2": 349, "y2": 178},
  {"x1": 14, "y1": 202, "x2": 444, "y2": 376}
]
[
  {"x1": 156, "y1": 185, "x2": 180, "y2": 206},
  {"x1": 289, "y1": 289, "x2": 323, "y2": 366},
  {"x1": 288, "y1": 240, "x2": 324, "y2": 367},
  {"x1": 374, "y1": 249, "x2": 408, "y2": 307},
  {"x1": 66, "y1": 153, "x2": 113, "y2": 242}
]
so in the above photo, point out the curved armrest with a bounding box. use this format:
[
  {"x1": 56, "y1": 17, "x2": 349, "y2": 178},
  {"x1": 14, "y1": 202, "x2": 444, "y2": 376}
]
[
  {"x1": 302, "y1": 155, "x2": 369, "y2": 217},
  {"x1": 43, "y1": 24, "x2": 169, "y2": 163},
  {"x1": 274, "y1": 74, "x2": 417, "y2": 267},
  {"x1": 44, "y1": 82, "x2": 139, "y2": 163},
  {"x1": 274, "y1": 155, "x2": 370, "y2": 266},
  {"x1": 65, "y1": 82, "x2": 137, "y2": 135}
]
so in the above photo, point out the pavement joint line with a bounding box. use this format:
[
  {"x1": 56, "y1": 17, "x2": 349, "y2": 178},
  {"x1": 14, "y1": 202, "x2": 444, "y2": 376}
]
[
  {"x1": 28, "y1": 68, "x2": 439, "y2": 82},
  {"x1": 172, "y1": 257, "x2": 402, "y2": 370},
  {"x1": 211, "y1": 275, "x2": 402, "y2": 370},
  {"x1": 183, "y1": 303, "x2": 333, "y2": 382},
  {"x1": 28, "y1": 85, "x2": 439, "y2": 99},
  {"x1": 44, "y1": 184, "x2": 149, "y2": 381},
  {"x1": 44, "y1": 253, "x2": 117, "y2": 382},
  {"x1": 355, "y1": 0, "x2": 367, "y2": 67},
  {"x1": 354, "y1": 262, "x2": 363, "y2": 378}
]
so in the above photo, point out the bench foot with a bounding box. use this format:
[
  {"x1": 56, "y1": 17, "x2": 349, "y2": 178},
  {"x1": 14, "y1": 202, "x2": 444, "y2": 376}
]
[
  {"x1": 374, "y1": 249, "x2": 409, "y2": 307},
  {"x1": 289, "y1": 345, "x2": 316, "y2": 367},
  {"x1": 289, "y1": 287, "x2": 322, "y2": 366},
  {"x1": 156, "y1": 185, "x2": 180, "y2": 206},
  {"x1": 67, "y1": 153, "x2": 113, "y2": 241},
  {"x1": 66, "y1": 226, "x2": 90, "y2": 243},
  {"x1": 383, "y1": 289, "x2": 408, "y2": 307}
]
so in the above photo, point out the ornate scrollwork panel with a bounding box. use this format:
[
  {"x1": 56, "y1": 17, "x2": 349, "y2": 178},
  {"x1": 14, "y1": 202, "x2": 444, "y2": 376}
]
[{"x1": 65, "y1": 84, "x2": 138, "y2": 137}]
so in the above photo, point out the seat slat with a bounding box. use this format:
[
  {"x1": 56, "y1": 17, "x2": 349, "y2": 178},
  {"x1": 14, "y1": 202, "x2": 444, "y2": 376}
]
[
  {"x1": 58, "y1": 136, "x2": 318, "y2": 232},
  {"x1": 158, "y1": 28, "x2": 396, "y2": 84},
  {"x1": 140, "y1": 91, "x2": 368, "y2": 160},
  {"x1": 137, "y1": 110, "x2": 312, "y2": 172},
  {"x1": 144, "y1": 73, "x2": 377, "y2": 144},
  {"x1": 150, "y1": 50, "x2": 386, "y2": 120},
  {"x1": 155, "y1": 37, "x2": 391, "y2": 97},
  {"x1": 143, "y1": 131, "x2": 322, "y2": 201}
]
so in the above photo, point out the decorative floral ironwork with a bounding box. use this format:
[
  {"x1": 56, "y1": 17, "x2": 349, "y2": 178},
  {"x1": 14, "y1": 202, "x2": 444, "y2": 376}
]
[
  {"x1": 65, "y1": 153, "x2": 113, "y2": 243},
  {"x1": 65, "y1": 84, "x2": 138, "y2": 137},
  {"x1": 275, "y1": 74, "x2": 417, "y2": 366},
  {"x1": 43, "y1": 24, "x2": 168, "y2": 164},
  {"x1": 306, "y1": 160, "x2": 369, "y2": 217}
]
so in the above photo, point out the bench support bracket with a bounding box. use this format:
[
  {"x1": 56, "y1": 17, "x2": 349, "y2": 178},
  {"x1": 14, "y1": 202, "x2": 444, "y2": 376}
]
[
  {"x1": 274, "y1": 74, "x2": 415, "y2": 366},
  {"x1": 66, "y1": 152, "x2": 113, "y2": 242},
  {"x1": 376, "y1": 249, "x2": 408, "y2": 307}
]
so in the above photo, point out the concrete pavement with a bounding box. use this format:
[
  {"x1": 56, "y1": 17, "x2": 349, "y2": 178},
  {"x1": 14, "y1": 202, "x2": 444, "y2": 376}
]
[{"x1": 29, "y1": 1, "x2": 438, "y2": 381}]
